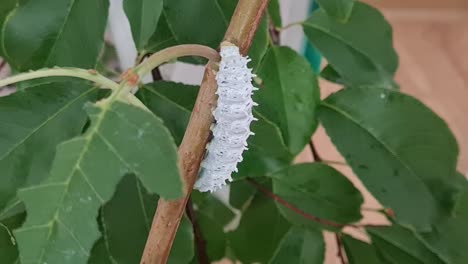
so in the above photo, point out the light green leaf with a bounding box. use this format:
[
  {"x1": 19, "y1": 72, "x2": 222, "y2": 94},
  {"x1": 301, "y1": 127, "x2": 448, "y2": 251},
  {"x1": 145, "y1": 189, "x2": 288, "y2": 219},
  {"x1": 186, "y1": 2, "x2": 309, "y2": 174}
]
[
  {"x1": 368, "y1": 225, "x2": 446, "y2": 264},
  {"x1": 418, "y1": 178, "x2": 468, "y2": 264},
  {"x1": 15, "y1": 98, "x2": 182, "y2": 263},
  {"x1": 0, "y1": 82, "x2": 98, "y2": 212},
  {"x1": 123, "y1": 0, "x2": 163, "y2": 51},
  {"x1": 303, "y1": 2, "x2": 398, "y2": 88},
  {"x1": 269, "y1": 227, "x2": 324, "y2": 264},
  {"x1": 137, "y1": 81, "x2": 198, "y2": 145},
  {"x1": 271, "y1": 163, "x2": 363, "y2": 230},
  {"x1": 0, "y1": 213, "x2": 25, "y2": 264},
  {"x1": 317, "y1": 0, "x2": 355, "y2": 22},
  {"x1": 96, "y1": 174, "x2": 193, "y2": 264},
  {"x1": 319, "y1": 87, "x2": 460, "y2": 230},
  {"x1": 268, "y1": 0, "x2": 282, "y2": 27},
  {"x1": 342, "y1": 235, "x2": 387, "y2": 264},
  {"x1": 228, "y1": 193, "x2": 290, "y2": 263},
  {"x1": 2, "y1": 0, "x2": 109, "y2": 70},
  {"x1": 256, "y1": 46, "x2": 320, "y2": 155}
]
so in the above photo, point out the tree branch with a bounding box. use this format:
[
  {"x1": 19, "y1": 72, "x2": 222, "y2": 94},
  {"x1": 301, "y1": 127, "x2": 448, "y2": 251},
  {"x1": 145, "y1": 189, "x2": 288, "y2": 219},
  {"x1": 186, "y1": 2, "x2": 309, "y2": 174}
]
[{"x1": 139, "y1": 1, "x2": 271, "y2": 263}]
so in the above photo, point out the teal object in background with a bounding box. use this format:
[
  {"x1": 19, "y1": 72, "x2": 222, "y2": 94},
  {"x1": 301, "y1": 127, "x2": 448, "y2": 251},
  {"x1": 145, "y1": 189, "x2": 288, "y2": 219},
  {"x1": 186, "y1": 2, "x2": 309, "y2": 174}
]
[{"x1": 302, "y1": 0, "x2": 322, "y2": 73}]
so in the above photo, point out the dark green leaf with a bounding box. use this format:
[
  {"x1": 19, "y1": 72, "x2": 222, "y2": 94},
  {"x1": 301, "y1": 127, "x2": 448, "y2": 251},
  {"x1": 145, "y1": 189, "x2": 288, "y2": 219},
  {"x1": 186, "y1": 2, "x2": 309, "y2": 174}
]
[
  {"x1": 268, "y1": 0, "x2": 282, "y2": 27},
  {"x1": 0, "y1": 213, "x2": 25, "y2": 264},
  {"x1": 256, "y1": 46, "x2": 320, "y2": 155},
  {"x1": 2, "y1": 0, "x2": 109, "y2": 71},
  {"x1": 123, "y1": 0, "x2": 163, "y2": 51},
  {"x1": 15, "y1": 98, "x2": 182, "y2": 263},
  {"x1": 342, "y1": 235, "x2": 386, "y2": 264},
  {"x1": 88, "y1": 238, "x2": 113, "y2": 264},
  {"x1": 320, "y1": 64, "x2": 346, "y2": 85},
  {"x1": 193, "y1": 192, "x2": 235, "y2": 261},
  {"x1": 235, "y1": 112, "x2": 294, "y2": 179},
  {"x1": 269, "y1": 227, "x2": 324, "y2": 264},
  {"x1": 319, "y1": 87, "x2": 460, "y2": 230},
  {"x1": 368, "y1": 225, "x2": 445, "y2": 264},
  {"x1": 229, "y1": 180, "x2": 257, "y2": 210},
  {"x1": 271, "y1": 163, "x2": 363, "y2": 230},
  {"x1": 228, "y1": 193, "x2": 290, "y2": 263},
  {"x1": 317, "y1": 0, "x2": 355, "y2": 22},
  {"x1": 148, "y1": 0, "x2": 268, "y2": 67},
  {"x1": 97, "y1": 174, "x2": 193, "y2": 264},
  {"x1": 303, "y1": 2, "x2": 398, "y2": 88},
  {"x1": 418, "y1": 179, "x2": 468, "y2": 264},
  {"x1": 137, "y1": 81, "x2": 198, "y2": 145},
  {"x1": 0, "y1": 0, "x2": 16, "y2": 57},
  {"x1": 0, "y1": 82, "x2": 98, "y2": 212}
]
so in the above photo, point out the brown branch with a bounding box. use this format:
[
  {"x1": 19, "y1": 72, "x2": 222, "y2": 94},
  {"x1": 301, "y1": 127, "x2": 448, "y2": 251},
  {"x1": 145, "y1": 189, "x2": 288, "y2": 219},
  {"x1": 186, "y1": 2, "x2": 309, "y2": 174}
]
[
  {"x1": 140, "y1": 1, "x2": 271, "y2": 263},
  {"x1": 335, "y1": 234, "x2": 348, "y2": 264},
  {"x1": 247, "y1": 178, "x2": 349, "y2": 229},
  {"x1": 186, "y1": 198, "x2": 209, "y2": 264}
]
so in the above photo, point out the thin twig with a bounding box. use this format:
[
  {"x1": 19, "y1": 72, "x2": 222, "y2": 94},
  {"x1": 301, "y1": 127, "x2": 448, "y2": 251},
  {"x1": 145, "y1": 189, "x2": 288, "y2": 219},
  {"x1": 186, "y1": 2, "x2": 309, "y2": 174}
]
[
  {"x1": 309, "y1": 139, "x2": 323, "y2": 162},
  {"x1": 336, "y1": 234, "x2": 348, "y2": 264},
  {"x1": 247, "y1": 178, "x2": 350, "y2": 229},
  {"x1": 139, "y1": 1, "x2": 271, "y2": 263},
  {"x1": 151, "y1": 68, "x2": 163, "y2": 81},
  {"x1": 186, "y1": 198, "x2": 209, "y2": 264}
]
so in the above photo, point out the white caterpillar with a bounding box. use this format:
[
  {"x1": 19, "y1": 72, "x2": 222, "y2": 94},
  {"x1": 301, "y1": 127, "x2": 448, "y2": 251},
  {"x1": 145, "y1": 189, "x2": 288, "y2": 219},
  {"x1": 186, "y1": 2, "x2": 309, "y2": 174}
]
[{"x1": 194, "y1": 44, "x2": 258, "y2": 193}]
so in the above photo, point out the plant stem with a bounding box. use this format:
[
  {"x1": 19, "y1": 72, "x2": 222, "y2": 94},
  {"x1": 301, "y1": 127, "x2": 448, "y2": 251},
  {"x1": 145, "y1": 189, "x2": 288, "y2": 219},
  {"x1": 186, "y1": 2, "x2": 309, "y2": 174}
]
[
  {"x1": 276, "y1": 21, "x2": 304, "y2": 31},
  {"x1": 139, "y1": 1, "x2": 271, "y2": 263},
  {"x1": 135, "y1": 44, "x2": 220, "y2": 77},
  {"x1": 309, "y1": 139, "x2": 323, "y2": 162},
  {"x1": 0, "y1": 68, "x2": 119, "y2": 90},
  {"x1": 186, "y1": 198, "x2": 210, "y2": 264}
]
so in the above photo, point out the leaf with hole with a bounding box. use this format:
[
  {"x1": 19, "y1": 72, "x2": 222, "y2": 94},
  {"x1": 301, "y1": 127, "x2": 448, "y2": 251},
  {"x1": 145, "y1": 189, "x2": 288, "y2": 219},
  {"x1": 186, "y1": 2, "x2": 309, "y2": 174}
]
[
  {"x1": 14, "y1": 97, "x2": 182, "y2": 263},
  {"x1": 319, "y1": 87, "x2": 460, "y2": 231}
]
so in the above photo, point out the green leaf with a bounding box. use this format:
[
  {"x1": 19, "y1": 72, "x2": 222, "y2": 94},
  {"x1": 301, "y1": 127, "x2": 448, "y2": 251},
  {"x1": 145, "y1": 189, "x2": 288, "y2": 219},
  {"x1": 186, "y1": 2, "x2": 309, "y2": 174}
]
[
  {"x1": 368, "y1": 225, "x2": 445, "y2": 264},
  {"x1": 342, "y1": 235, "x2": 386, "y2": 264},
  {"x1": 271, "y1": 163, "x2": 363, "y2": 230},
  {"x1": 320, "y1": 64, "x2": 345, "y2": 85},
  {"x1": 15, "y1": 98, "x2": 182, "y2": 263},
  {"x1": 192, "y1": 192, "x2": 235, "y2": 261},
  {"x1": 96, "y1": 174, "x2": 193, "y2": 264},
  {"x1": 303, "y1": 2, "x2": 398, "y2": 88},
  {"x1": 88, "y1": 238, "x2": 113, "y2": 264},
  {"x1": 228, "y1": 193, "x2": 290, "y2": 263},
  {"x1": 269, "y1": 227, "x2": 324, "y2": 264},
  {"x1": 148, "y1": 0, "x2": 268, "y2": 67},
  {"x1": 319, "y1": 87, "x2": 460, "y2": 231},
  {"x1": 229, "y1": 180, "x2": 258, "y2": 210},
  {"x1": 317, "y1": 0, "x2": 355, "y2": 22},
  {"x1": 2, "y1": 0, "x2": 109, "y2": 70},
  {"x1": 0, "y1": 0, "x2": 16, "y2": 57},
  {"x1": 0, "y1": 213, "x2": 25, "y2": 264},
  {"x1": 123, "y1": 0, "x2": 163, "y2": 51},
  {"x1": 235, "y1": 112, "x2": 294, "y2": 179},
  {"x1": 137, "y1": 81, "x2": 198, "y2": 145},
  {"x1": 0, "y1": 82, "x2": 98, "y2": 212},
  {"x1": 268, "y1": 0, "x2": 282, "y2": 27},
  {"x1": 418, "y1": 179, "x2": 468, "y2": 264},
  {"x1": 255, "y1": 46, "x2": 320, "y2": 155}
]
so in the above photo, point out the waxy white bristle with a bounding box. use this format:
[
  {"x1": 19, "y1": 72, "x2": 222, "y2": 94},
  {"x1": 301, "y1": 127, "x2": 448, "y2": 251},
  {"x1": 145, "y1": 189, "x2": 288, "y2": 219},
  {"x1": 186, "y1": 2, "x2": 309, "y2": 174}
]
[{"x1": 194, "y1": 45, "x2": 257, "y2": 193}]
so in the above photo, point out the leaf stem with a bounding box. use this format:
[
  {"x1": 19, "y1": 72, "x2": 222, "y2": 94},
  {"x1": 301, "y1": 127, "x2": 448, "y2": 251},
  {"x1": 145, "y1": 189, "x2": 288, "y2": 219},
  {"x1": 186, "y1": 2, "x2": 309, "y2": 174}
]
[
  {"x1": 0, "y1": 68, "x2": 119, "y2": 90},
  {"x1": 276, "y1": 20, "x2": 304, "y2": 31},
  {"x1": 135, "y1": 44, "x2": 220, "y2": 77},
  {"x1": 336, "y1": 234, "x2": 348, "y2": 264},
  {"x1": 185, "y1": 198, "x2": 210, "y2": 264}
]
